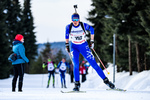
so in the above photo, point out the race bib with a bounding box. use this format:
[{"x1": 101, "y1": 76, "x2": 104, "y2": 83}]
[
  {"x1": 60, "y1": 63, "x2": 66, "y2": 71},
  {"x1": 70, "y1": 25, "x2": 86, "y2": 44},
  {"x1": 48, "y1": 63, "x2": 54, "y2": 71}
]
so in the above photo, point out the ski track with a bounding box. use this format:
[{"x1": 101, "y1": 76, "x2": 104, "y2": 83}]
[
  {"x1": 0, "y1": 88, "x2": 150, "y2": 100},
  {"x1": 0, "y1": 64, "x2": 150, "y2": 100}
]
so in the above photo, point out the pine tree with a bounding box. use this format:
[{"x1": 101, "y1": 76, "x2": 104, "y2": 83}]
[
  {"x1": 129, "y1": 0, "x2": 150, "y2": 72},
  {"x1": 41, "y1": 42, "x2": 52, "y2": 62},
  {"x1": 30, "y1": 55, "x2": 43, "y2": 74},
  {"x1": 0, "y1": 0, "x2": 11, "y2": 79},
  {"x1": 88, "y1": 0, "x2": 150, "y2": 74},
  {"x1": 134, "y1": 0, "x2": 150, "y2": 70},
  {"x1": 109, "y1": 0, "x2": 150, "y2": 73},
  {"x1": 5, "y1": 0, "x2": 23, "y2": 46},
  {"x1": 22, "y1": 0, "x2": 37, "y2": 73},
  {"x1": 55, "y1": 49, "x2": 66, "y2": 64},
  {"x1": 5, "y1": 0, "x2": 23, "y2": 74},
  {"x1": 87, "y1": 0, "x2": 112, "y2": 66}
]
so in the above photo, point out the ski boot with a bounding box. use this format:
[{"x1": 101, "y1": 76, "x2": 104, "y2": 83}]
[
  {"x1": 73, "y1": 81, "x2": 80, "y2": 91},
  {"x1": 103, "y1": 77, "x2": 115, "y2": 89},
  {"x1": 18, "y1": 82, "x2": 23, "y2": 92},
  {"x1": 47, "y1": 85, "x2": 49, "y2": 88},
  {"x1": 12, "y1": 84, "x2": 16, "y2": 92},
  {"x1": 12, "y1": 80, "x2": 16, "y2": 92},
  {"x1": 18, "y1": 89, "x2": 22, "y2": 92},
  {"x1": 64, "y1": 84, "x2": 67, "y2": 88},
  {"x1": 53, "y1": 84, "x2": 55, "y2": 88},
  {"x1": 61, "y1": 84, "x2": 63, "y2": 88}
]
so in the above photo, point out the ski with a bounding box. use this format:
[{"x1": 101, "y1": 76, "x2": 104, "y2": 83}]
[
  {"x1": 106, "y1": 88, "x2": 126, "y2": 92},
  {"x1": 61, "y1": 90, "x2": 86, "y2": 93}
]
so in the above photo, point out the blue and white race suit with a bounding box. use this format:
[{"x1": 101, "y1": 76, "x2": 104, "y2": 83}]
[
  {"x1": 65, "y1": 22, "x2": 106, "y2": 82},
  {"x1": 57, "y1": 61, "x2": 69, "y2": 86}
]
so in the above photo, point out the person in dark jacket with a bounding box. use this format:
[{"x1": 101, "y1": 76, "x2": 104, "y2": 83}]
[
  {"x1": 69, "y1": 63, "x2": 74, "y2": 83},
  {"x1": 57, "y1": 58, "x2": 70, "y2": 88},
  {"x1": 79, "y1": 61, "x2": 86, "y2": 83},
  {"x1": 11, "y1": 34, "x2": 29, "y2": 92}
]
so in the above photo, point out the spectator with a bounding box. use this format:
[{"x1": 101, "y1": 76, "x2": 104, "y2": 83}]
[
  {"x1": 11, "y1": 34, "x2": 29, "y2": 92},
  {"x1": 79, "y1": 61, "x2": 86, "y2": 83},
  {"x1": 69, "y1": 63, "x2": 74, "y2": 83}
]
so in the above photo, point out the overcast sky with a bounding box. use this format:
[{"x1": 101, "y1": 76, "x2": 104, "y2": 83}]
[{"x1": 20, "y1": 0, "x2": 92, "y2": 43}]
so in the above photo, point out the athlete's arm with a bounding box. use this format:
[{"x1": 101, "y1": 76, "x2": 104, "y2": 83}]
[
  {"x1": 65, "y1": 24, "x2": 70, "y2": 43},
  {"x1": 66, "y1": 39, "x2": 69, "y2": 43},
  {"x1": 84, "y1": 23, "x2": 94, "y2": 40},
  {"x1": 84, "y1": 23, "x2": 94, "y2": 35},
  {"x1": 65, "y1": 24, "x2": 70, "y2": 52},
  {"x1": 91, "y1": 34, "x2": 94, "y2": 41}
]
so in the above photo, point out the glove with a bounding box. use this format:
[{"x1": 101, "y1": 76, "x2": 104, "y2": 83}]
[
  {"x1": 42, "y1": 64, "x2": 45, "y2": 68},
  {"x1": 90, "y1": 40, "x2": 94, "y2": 49},
  {"x1": 42, "y1": 62, "x2": 46, "y2": 68},
  {"x1": 65, "y1": 43, "x2": 70, "y2": 53}
]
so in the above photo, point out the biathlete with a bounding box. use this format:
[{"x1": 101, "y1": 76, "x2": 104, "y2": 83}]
[
  {"x1": 65, "y1": 12, "x2": 115, "y2": 91},
  {"x1": 43, "y1": 58, "x2": 57, "y2": 88},
  {"x1": 57, "y1": 58, "x2": 69, "y2": 88}
]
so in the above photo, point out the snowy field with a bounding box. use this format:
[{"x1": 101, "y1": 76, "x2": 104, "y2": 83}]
[{"x1": 0, "y1": 64, "x2": 150, "y2": 100}]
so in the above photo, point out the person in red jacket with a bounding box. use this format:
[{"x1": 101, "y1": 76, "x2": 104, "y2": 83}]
[{"x1": 79, "y1": 61, "x2": 86, "y2": 83}]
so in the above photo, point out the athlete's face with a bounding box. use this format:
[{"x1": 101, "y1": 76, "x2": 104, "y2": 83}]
[
  {"x1": 62, "y1": 58, "x2": 65, "y2": 63},
  {"x1": 72, "y1": 19, "x2": 80, "y2": 26}
]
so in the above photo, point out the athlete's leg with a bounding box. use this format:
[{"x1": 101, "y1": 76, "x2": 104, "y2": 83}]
[
  {"x1": 71, "y1": 46, "x2": 80, "y2": 82},
  {"x1": 60, "y1": 72, "x2": 63, "y2": 87},
  {"x1": 47, "y1": 72, "x2": 51, "y2": 88},
  {"x1": 62, "y1": 72, "x2": 66, "y2": 88},
  {"x1": 52, "y1": 71, "x2": 55, "y2": 87},
  {"x1": 80, "y1": 43, "x2": 106, "y2": 79}
]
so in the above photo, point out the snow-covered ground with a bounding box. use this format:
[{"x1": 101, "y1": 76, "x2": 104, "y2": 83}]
[{"x1": 0, "y1": 63, "x2": 150, "y2": 100}]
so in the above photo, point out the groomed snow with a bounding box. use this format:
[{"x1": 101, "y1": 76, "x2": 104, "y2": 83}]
[{"x1": 0, "y1": 63, "x2": 150, "y2": 100}]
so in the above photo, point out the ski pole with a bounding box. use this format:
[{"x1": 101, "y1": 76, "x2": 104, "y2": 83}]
[
  {"x1": 42, "y1": 68, "x2": 44, "y2": 87},
  {"x1": 68, "y1": 53, "x2": 74, "y2": 65},
  {"x1": 92, "y1": 49, "x2": 110, "y2": 75}
]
